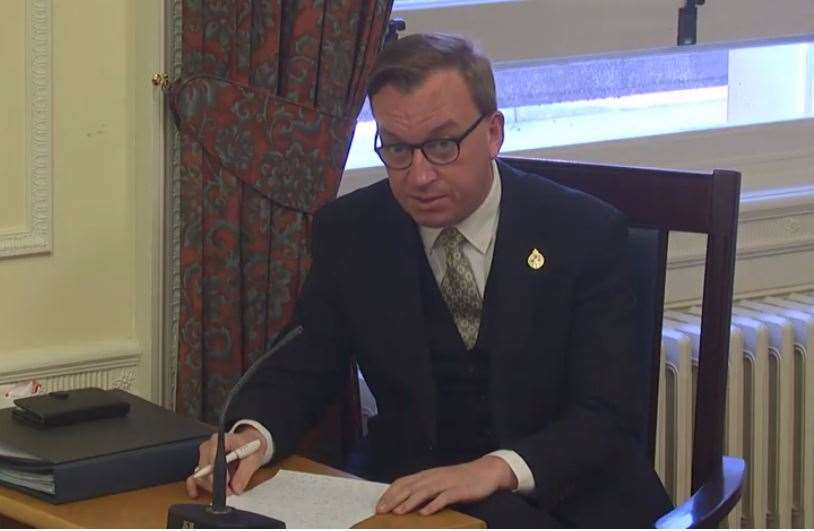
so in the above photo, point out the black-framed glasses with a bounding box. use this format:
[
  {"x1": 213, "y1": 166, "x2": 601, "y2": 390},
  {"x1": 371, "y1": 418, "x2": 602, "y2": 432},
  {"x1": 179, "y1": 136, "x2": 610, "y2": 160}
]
[{"x1": 374, "y1": 113, "x2": 488, "y2": 170}]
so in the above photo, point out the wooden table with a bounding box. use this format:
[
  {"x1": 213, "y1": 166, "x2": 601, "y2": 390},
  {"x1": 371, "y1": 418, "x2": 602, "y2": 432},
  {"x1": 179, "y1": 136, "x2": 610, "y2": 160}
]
[{"x1": 0, "y1": 455, "x2": 484, "y2": 528}]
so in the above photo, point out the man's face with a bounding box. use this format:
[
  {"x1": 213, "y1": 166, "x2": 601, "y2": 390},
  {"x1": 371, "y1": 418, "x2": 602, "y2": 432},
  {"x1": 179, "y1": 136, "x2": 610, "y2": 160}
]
[{"x1": 371, "y1": 69, "x2": 504, "y2": 228}]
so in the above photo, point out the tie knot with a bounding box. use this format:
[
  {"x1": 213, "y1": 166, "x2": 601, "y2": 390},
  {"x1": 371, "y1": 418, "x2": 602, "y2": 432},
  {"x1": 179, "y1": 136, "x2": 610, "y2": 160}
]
[{"x1": 435, "y1": 227, "x2": 466, "y2": 252}]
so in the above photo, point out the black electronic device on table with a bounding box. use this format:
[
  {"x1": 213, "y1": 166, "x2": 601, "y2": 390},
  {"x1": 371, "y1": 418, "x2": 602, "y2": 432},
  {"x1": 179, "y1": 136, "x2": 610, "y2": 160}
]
[{"x1": 12, "y1": 388, "x2": 130, "y2": 428}]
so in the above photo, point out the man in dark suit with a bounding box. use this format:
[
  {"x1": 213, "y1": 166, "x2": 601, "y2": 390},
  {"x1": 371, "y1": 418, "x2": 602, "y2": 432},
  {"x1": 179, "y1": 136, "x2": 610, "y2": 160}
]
[{"x1": 188, "y1": 33, "x2": 671, "y2": 527}]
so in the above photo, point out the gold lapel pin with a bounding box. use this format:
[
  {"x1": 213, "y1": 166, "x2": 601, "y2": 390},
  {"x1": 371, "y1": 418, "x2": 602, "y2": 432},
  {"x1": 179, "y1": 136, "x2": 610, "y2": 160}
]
[{"x1": 527, "y1": 248, "x2": 545, "y2": 270}]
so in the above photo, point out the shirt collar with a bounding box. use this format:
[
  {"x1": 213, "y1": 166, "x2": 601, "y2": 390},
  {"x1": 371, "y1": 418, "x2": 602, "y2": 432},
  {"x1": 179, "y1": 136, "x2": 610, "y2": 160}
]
[{"x1": 420, "y1": 159, "x2": 502, "y2": 255}]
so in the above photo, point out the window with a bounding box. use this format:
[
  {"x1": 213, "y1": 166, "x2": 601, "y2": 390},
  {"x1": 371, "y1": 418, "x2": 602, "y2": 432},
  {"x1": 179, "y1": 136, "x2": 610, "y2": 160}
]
[{"x1": 346, "y1": 37, "x2": 814, "y2": 170}]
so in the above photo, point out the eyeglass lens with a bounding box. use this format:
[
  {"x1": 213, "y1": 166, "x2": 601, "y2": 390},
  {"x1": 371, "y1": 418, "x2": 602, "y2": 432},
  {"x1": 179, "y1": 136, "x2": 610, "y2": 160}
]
[{"x1": 379, "y1": 139, "x2": 459, "y2": 168}]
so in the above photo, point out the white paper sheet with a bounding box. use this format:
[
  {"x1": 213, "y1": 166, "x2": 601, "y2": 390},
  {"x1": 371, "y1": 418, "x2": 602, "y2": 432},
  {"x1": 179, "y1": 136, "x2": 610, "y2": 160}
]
[{"x1": 227, "y1": 469, "x2": 389, "y2": 529}]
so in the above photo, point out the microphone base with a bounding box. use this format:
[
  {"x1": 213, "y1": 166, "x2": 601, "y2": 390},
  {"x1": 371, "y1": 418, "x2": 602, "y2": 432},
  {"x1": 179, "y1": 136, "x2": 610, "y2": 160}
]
[{"x1": 167, "y1": 503, "x2": 285, "y2": 528}]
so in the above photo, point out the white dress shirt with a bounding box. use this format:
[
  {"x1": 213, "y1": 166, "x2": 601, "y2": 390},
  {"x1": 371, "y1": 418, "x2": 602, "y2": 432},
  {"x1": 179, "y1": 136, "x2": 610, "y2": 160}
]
[
  {"x1": 417, "y1": 160, "x2": 535, "y2": 495},
  {"x1": 235, "y1": 160, "x2": 535, "y2": 494}
]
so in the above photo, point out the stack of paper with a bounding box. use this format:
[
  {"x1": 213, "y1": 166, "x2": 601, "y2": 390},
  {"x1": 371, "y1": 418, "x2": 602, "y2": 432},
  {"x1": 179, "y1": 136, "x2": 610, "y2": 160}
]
[
  {"x1": 228, "y1": 470, "x2": 389, "y2": 528},
  {"x1": 0, "y1": 440, "x2": 39, "y2": 461},
  {"x1": 0, "y1": 440, "x2": 52, "y2": 493}
]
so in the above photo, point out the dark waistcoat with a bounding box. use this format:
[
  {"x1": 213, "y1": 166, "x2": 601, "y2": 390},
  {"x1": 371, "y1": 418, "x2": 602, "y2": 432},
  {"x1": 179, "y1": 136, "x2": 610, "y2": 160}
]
[{"x1": 417, "y1": 253, "x2": 499, "y2": 465}]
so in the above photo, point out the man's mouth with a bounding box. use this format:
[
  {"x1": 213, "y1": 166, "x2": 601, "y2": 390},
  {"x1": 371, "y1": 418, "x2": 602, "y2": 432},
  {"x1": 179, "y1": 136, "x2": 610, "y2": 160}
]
[{"x1": 413, "y1": 195, "x2": 445, "y2": 206}]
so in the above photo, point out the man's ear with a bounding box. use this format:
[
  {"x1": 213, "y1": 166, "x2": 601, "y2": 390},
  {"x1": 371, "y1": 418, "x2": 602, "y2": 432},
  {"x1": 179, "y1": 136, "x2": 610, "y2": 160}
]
[{"x1": 487, "y1": 111, "x2": 505, "y2": 159}]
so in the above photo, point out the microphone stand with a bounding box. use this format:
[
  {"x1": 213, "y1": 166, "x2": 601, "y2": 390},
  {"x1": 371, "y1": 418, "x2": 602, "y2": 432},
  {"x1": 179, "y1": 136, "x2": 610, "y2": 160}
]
[{"x1": 167, "y1": 326, "x2": 303, "y2": 528}]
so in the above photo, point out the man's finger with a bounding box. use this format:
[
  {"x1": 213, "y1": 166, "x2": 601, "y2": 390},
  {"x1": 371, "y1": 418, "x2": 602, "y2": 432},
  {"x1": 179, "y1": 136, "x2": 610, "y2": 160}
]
[
  {"x1": 230, "y1": 457, "x2": 261, "y2": 494},
  {"x1": 186, "y1": 475, "x2": 198, "y2": 498},
  {"x1": 206, "y1": 437, "x2": 218, "y2": 464},
  {"x1": 377, "y1": 484, "x2": 412, "y2": 513},
  {"x1": 187, "y1": 436, "x2": 217, "y2": 498},
  {"x1": 394, "y1": 487, "x2": 437, "y2": 515},
  {"x1": 194, "y1": 474, "x2": 213, "y2": 495},
  {"x1": 377, "y1": 468, "x2": 443, "y2": 513},
  {"x1": 207, "y1": 434, "x2": 237, "y2": 461},
  {"x1": 196, "y1": 436, "x2": 215, "y2": 471},
  {"x1": 224, "y1": 433, "x2": 248, "y2": 452},
  {"x1": 420, "y1": 488, "x2": 457, "y2": 515}
]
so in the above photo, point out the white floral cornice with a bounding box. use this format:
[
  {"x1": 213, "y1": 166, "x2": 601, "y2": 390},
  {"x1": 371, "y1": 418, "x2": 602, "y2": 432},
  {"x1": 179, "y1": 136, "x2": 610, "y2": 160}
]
[{"x1": 0, "y1": 0, "x2": 52, "y2": 258}]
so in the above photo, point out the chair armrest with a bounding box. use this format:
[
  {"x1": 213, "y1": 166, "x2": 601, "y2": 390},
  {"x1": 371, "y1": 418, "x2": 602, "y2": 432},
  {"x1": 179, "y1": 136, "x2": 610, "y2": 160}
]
[{"x1": 655, "y1": 456, "x2": 745, "y2": 529}]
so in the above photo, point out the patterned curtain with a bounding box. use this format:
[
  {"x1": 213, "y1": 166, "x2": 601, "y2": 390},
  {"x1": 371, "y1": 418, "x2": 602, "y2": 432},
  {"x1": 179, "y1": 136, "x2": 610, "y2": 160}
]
[{"x1": 170, "y1": 0, "x2": 393, "y2": 424}]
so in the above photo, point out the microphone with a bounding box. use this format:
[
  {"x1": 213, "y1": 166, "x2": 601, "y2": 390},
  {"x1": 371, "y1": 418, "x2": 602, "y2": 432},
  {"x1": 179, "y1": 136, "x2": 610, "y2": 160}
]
[{"x1": 167, "y1": 325, "x2": 304, "y2": 528}]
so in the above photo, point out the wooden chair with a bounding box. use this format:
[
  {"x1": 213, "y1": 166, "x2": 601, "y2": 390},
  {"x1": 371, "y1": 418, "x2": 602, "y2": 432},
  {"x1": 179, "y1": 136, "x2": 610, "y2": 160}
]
[{"x1": 501, "y1": 155, "x2": 745, "y2": 528}]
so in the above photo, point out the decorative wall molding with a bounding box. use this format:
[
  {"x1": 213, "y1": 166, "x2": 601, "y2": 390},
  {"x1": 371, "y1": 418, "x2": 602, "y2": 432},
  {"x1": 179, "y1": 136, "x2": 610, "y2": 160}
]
[
  {"x1": 740, "y1": 185, "x2": 814, "y2": 221},
  {"x1": 667, "y1": 283, "x2": 814, "y2": 313},
  {"x1": 161, "y1": 0, "x2": 184, "y2": 410},
  {"x1": 663, "y1": 187, "x2": 814, "y2": 306},
  {"x1": 668, "y1": 186, "x2": 814, "y2": 269},
  {"x1": 0, "y1": 340, "x2": 143, "y2": 395},
  {"x1": 0, "y1": 0, "x2": 52, "y2": 259},
  {"x1": 132, "y1": 0, "x2": 170, "y2": 409}
]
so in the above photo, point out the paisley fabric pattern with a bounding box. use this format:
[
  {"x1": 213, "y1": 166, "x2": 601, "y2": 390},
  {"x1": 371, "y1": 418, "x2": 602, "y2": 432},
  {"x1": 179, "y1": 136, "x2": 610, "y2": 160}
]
[
  {"x1": 173, "y1": 0, "x2": 393, "y2": 423},
  {"x1": 436, "y1": 228, "x2": 483, "y2": 350}
]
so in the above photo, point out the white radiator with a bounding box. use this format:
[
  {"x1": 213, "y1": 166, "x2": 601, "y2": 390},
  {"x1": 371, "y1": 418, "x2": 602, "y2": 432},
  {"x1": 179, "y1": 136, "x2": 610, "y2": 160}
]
[{"x1": 659, "y1": 292, "x2": 814, "y2": 528}]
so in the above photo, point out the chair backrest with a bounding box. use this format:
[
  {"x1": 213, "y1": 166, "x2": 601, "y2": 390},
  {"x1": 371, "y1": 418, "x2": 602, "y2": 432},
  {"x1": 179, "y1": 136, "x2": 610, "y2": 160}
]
[{"x1": 500, "y1": 156, "x2": 741, "y2": 493}]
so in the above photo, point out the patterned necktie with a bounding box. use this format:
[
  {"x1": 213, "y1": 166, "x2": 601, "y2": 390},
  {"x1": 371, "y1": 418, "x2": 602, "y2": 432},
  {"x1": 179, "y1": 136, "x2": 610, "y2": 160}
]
[{"x1": 435, "y1": 227, "x2": 483, "y2": 349}]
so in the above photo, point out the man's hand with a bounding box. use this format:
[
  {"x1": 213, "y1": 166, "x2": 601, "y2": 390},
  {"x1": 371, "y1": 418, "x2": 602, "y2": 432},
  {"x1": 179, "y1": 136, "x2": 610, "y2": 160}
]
[
  {"x1": 376, "y1": 455, "x2": 518, "y2": 516},
  {"x1": 185, "y1": 426, "x2": 268, "y2": 498}
]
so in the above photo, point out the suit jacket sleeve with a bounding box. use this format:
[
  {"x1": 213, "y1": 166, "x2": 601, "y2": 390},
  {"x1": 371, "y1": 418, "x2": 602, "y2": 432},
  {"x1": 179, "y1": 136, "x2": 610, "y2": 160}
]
[
  {"x1": 508, "y1": 208, "x2": 641, "y2": 509},
  {"x1": 226, "y1": 206, "x2": 352, "y2": 460}
]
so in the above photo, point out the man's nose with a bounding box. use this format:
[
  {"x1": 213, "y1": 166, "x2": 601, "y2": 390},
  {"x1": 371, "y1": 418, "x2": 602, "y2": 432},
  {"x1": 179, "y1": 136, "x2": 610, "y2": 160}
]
[{"x1": 407, "y1": 147, "x2": 437, "y2": 186}]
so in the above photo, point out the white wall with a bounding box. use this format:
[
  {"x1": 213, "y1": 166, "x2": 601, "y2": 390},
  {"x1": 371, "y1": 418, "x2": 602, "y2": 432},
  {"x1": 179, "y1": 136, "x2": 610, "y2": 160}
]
[{"x1": 0, "y1": 0, "x2": 164, "y2": 401}]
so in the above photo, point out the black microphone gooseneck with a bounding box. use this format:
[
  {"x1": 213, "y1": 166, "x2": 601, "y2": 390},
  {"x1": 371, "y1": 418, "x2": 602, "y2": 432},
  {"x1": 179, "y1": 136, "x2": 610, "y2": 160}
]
[
  {"x1": 167, "y1": 325, "x2": 303, "y2": 528},
  {"x1": 211, "y1": 325, "x2": 304, "y2": 513}
]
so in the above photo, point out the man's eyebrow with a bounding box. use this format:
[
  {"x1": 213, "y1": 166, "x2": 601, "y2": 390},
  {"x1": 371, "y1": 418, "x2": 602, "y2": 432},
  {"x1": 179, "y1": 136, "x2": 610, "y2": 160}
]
[
  {"x1": 425, "y1": 119, "x2": 459, "y2": 137},
  {"x1": 378, "y1": 119, "x2": 460, "y2": 143}
]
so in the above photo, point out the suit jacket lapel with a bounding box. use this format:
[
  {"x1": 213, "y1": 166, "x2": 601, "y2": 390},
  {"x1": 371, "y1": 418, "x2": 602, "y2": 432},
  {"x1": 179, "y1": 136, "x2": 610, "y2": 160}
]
[
  {"x1": 485, "y1": 162, "x2": 552, "y2": 415},
  {"x1": 363, "y1": 185, "x2": 437, "y2": 436}
]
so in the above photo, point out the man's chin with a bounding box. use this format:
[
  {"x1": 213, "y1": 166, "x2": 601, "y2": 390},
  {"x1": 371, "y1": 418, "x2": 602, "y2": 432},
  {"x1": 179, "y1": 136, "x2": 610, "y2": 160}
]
[
  {"x1": 399, "y1": 199, "x2": 460, "y2": 227},
  {"x1": 409, "y1": 211, "x2": 455, "y2": 228}
]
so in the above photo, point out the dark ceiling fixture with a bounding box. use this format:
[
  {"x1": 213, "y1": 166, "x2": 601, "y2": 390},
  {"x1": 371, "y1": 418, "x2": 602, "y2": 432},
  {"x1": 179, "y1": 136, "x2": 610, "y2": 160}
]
[
  {"x1": 384, "y1": 17, "x2": 407, "y2": 46},
  {"x1": 678, "y1": 0, "x2": 706, "y2": 46}
]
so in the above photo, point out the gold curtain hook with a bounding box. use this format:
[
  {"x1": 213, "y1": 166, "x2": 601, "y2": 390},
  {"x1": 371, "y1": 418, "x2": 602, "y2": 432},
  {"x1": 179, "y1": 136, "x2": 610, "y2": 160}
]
[{"x1": 151, "y1": 73, "x2": 170, "y2": 91}]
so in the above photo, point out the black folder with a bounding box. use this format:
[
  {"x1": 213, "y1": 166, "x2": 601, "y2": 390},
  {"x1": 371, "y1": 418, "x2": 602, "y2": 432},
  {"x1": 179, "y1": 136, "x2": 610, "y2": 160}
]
[{"x1": 0, "y1": 389, "x2": 212, "y2": 503}]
